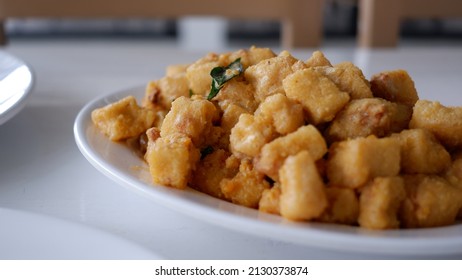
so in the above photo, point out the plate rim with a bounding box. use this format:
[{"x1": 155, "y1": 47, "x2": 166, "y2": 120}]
[
  {"x1": 0, "y1": 50, "x2": 35, "y2": 125},
  {"x1": 74, "y1": 86, "x2": 462, "y2": 257}
]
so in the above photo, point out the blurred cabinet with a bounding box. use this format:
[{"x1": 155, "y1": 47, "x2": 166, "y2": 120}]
[{"x1": 0, "y1": 0, "x2": 325, "y2": 48}]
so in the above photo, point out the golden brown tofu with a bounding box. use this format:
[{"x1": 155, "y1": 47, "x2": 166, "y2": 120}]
[
  {"x1": 317, "y1": 187, "x2": 359, "y2": 225},
  {"x1": 191, "y1": 149, "x2": 240, "y2": 199},
  {"x1": 220, "y1": 159, "x2": 270, "y2": 208},
  {"x1": 254, "y1": 93, "x2": 305, "y2": 135},
  {"x1": 220, "y1": 103, "x2": 249, "y2": 136},
  {"x1": 212, "y1": 78, "x2": 258, "y2": 113},
  {"x1": 400, "y1": 175, "x2": 462, "y2": 228},
  {"x1": 229, "y1": 113, "x2": 277, "y2": 158},
  {"x1": 254, "y1": 125, "x2": 327, "y2": 181},
  {"x1": 145, "y1": 132, "x2": 200, "y2": 189},
  {"x1": 92, "y1": 95, "x2": 156, "y2": 141},
  {"x1": 279, "y1": 150, "x2": 328, "y2": 221},
  {"x1": 444, "y1": 152, "x2": 462, "y2": 217},
  {"x1": 142, "y1": 74, "x2": 190, "y2": 110},
  {"x1": 283, "y1": 68, "x2": 350, "y2": 124},
  {"x1": 325, "y1": 98, "x2": 412, "y2": 143},
  {"x1": 186, "y1": 52, "x2": 223, "y2": 96},
  {"x1": 444, "y1": 151, "x2": 462, "y2": 187},
  {"x1": 326, "y1": 135, "x2": 401, "y2": 189},
  {"x1": 358, "y1": 176, "x2": 406, "y2": 229},
  {"x1": 166, "y1": 64, "x2": 190, "y2": 77},
  {"x1": 244, "y1": 51, "x2": 306, "y2": 102},
  {"x1": 305, "y1": 50, "x2": 332, "y2": 67},
  {"x1": 315, "y1": 62, "x2": 373, "y2": 99},
  {"x1": 259, "y1": 184, "x2": 281, "y2": 215},
  {"x1": 370, "y1": 69, "x2": 419, "y2": 107},
  {"x1": 221, "y1": 46, "x2": 276, "y2": 69},
  {"x1": 160, "y1": 96, "x2": 219, "y2": 147},
  {"x1": 394, "y1": 128, "x2": 451, "y2": 174},
  {"x1": 410, "y1": 100, "x2": 462, "y2": 148}
]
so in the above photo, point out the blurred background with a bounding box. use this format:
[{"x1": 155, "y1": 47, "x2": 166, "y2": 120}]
[{"x1": 1, "y1": 0, "x2": 462, "y2": 49}]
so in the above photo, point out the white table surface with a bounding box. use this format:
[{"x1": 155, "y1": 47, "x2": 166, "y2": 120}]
[{"x1": 1, "y1": 38, "x2": 462, "y2": 259}]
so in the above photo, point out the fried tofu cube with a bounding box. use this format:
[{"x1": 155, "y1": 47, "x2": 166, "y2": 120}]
[
  {"x1": 394, "y1": 128, "x2": 451, "y2": 174},
  {"x1": 400, "y1": 175, "x2": 462, "y2": 228},
  {"x1": 283, "y1": 68, "x2": 350, "y2": 124},
  {"x1": 444, "y1": 152, "x2": 462, "y2": 218},
  {"x1": 145, "y1": 133, "x2": 200, "y2": 189},
  {"x1": 317, "y1": 187, "x2": 359, "y2": 225},
  {"x1": 220, "y1": 103, "x2": 249, "y2": 136},
  {"x1": 142, "y1": 74, "x2": 190, "y2": 110},
  {"x1": 92, "y1": 95, "x2": 156, "y2": 141},
  {"x1": 305, "y1": 50, "x2": 332, "y2": 67},
  {"x1": 191, "y1": 149, "x2": 240, "y2": 199},
  {"x1": 186, "y1": 52, "x2": 223, "y2": 96},
  {"x1": 326, "y1": 136, "x2": 401, "y2": 189},
  {"x1": 220, "y1": 159, "x2": 270, "y2": 208},
  {"x1": 410, "y1": 100, "x2": 462, "y2": 148},
  {"x1": 221, "y1": 46, "x2": 276, "y2": 69},
  {"x1": 325, "y1": 98, "x2": 412, "y2": 143},
  {"x1": 358, "y1": 176, "x2": 406, "y2": 229},
  {"x1": 444, "y1": 151, "x2": 462, "y2": 187},
  {"x1": 166, "y1": 64, "x2": 190, "y2": 77},
  {"x1": 279, "y1": 150, "x2": 328, "y2": 221},
  {"x1": 212, "y1": 78, "x2": 258, "y2": 112},
  {"x1": 254, "y1": 93, "x2": 305, "y2": 135},
  {"x1": 229, "y1": 113, "x2": 277, "y2": 158},
  {"x1": 244, "y1": 51, "x2": 306, "y2": 102},
  {"x1": 315, "y1": 62, "x2": 373, "y2": 99},
  {"x1": 254, "y1": 125, "x2": 327, "y2": 181},
  {"x1": 259, "y1": 184, "x2": 282, "y2": 215},
  {"x1": 160, "y1": 96, "x2": 219, "y2": 147},
  {"x1": 370, "y1": 69, "x2": 419, "y2": 107}
]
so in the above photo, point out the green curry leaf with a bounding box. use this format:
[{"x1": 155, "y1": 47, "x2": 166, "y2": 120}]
[{"x1": 207, "y1": 58, "x2": 243, "y2": 100}]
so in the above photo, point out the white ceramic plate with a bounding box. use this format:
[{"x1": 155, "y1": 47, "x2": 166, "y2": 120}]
[
  {"x1": 0, "y1": 50, "x2": 34, "y2": 125},
  {"x1": 0, "y1": 207, "x2": 161, "y2": 259},
  {"x1": 74, "y1": 86, "x2": 462, "y2": 257}
]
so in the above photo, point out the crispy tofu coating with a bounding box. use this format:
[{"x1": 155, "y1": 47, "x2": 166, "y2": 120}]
[
  {"x1": 92, "y1": 47, "x2": 462, "y2": 230},
  {"x1": 254, "y1": 125, "x2": 327, "y2": 181},
  {"x1": 245, "y1": 51, "x2": 306, "y2": 102},
  {"x1": 213, "y1": 78, "x2": 258, "y2": 113},
  {"x1": 393, "y1": 128, "x2": 451, "y2": 174},
  {"x1": 444, "y1": 152, "x2": 462, "y2": 218},
  {"x1": 221, "y1": 46, "x2": 276, "y2": 69},
  {"x1": 314, "y1": 62, "x2": 373, "y2": 99},
  {"x1": 358, "y1": 176, "x2": 406, "y2": 229},
  {"x1": 279, "y1": 150, "x2": 328, "y2": 221},
  {"x1": 259, "y1": 184, "x2": 282, "y2": 215},
  {"x1": 191, "y1": 149, "x2": 240, "y2": 199},
  {"x1": 305, "y1": 50, "x2": 332, "y2": 67},
  {"x1": 145, "y1": 132, "x2": 200, "y2": 189},
  {"x1": 160, "y1": 96, "x2": 219, "y2": 147},
  {"x1": 229, "y1": 113, "x2": 277, "y2": 158},
  {"x1": 400, "y1": 175, "x2": 462, "y2": 228},
  {"x1": 165, "y1": 64, "x2": 189, "y2": 77},
  {"x1": 186, "y1": 52, "x2": 223, "y2": 96},
  {"x1": 370, "y1": 69, "x2": 419, "y2": 107},
  {"x1": 220, "y1": 159, "x2": 270, "y2": 208},
  {"x1": 254, "y1": 93, "x2": 304, "y2": 135},
  {"x1": 444, "y1": 151, "x2": 462, "y2": 187},
  {"x1": 410, "y1": 100, "x2": 462, "y2": 148},
  {"x1": 283, "y1": 68, "x2": 350, "y2": 124},
  {"x1": 317, "y1": 187, "x2": 359, "y2": 225},
  {"x1": 327, "y1": 136, "x2": 401, "y2": 189},
  {"x1": 92, "y1": 95, "x2": 156, "y2": 141},
  {"x1": 143, "y1": 73, "x2": 190, "y2": 110},
  {"x1": 325, "y1": 98, "x2": 412, "y2": 143}
]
